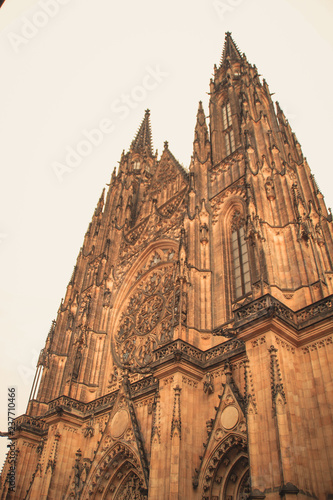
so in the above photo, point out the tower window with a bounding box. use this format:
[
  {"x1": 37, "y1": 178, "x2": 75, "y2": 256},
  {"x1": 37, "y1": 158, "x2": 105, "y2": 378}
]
[
  {"x1": 222, "y1": 102, "x2": 232, "y2": 130},
  {"x1": 231, "y1": 212, "x2": 251, "y2": 299},
  {"x1": 133, "y1": 161, "x2": 141, "y2": 170},
  {"x1": 225, "y1": 130, "x2": 235, "y2": 156},
  {"x1": 222, "y1": 102, "x2": 235, "y2": 156}
]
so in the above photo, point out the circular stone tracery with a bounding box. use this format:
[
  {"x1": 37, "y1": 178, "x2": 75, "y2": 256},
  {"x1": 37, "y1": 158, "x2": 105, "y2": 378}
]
[
  {"x1": 113, "y1": 261, "x2": 178, "y2": 371},
  {"x1": 136, "y1": 294, "x2": 164, "y2": 334}
]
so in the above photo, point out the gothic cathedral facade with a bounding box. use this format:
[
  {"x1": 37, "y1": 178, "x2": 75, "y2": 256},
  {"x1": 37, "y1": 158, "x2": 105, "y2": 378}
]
[{"x1": 1, "y1": 33, "x2": 333, "y2": 500}]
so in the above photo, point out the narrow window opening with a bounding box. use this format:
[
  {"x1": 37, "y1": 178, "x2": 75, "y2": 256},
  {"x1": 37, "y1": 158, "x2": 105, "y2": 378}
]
[
  {"x1": 222, "y1": 102, "x2": 235, "y2": 157},
  {"x1": 231, "y1": 212, "x2": 251, "y2": 299}
]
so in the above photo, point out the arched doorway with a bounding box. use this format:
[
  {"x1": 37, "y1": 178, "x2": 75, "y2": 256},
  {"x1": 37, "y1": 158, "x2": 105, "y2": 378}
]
[{"x1": 201, "y1": 435, "x2": 250, "y2": 499}]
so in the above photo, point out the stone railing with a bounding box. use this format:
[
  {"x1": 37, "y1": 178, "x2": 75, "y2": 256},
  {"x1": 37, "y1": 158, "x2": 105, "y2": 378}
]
[
  {"x1": 296, "y1": 296, "x2": 333, "y2": 327},
  {"x1": 234, "y1": 295, "x2": 295, "y2": 326},
  {"x1": 85, "y1": 392, "x2": 118, "y2": 413},
  {"x1": 48, "y1": 396, "x2": 86, "y2": 414},
  {"x1": 45, "y1": 376, "x2": 157, "y2": 417},
  {"x1": 233, "y1": 293, "x2": 333, "y2": 330},
  {"x1": 152, "y1": 338, "x2": 245, "y2": 368},
  {"x1": 204, "y1": 338, "x2": 244, "y2": 362},
  {"x1": 46, "y1": 393, "x2": 118, "y2": 416},
  {"x1": 130, "y1": 376, "x2": 158, "y2": 396},
  {"x1": 152, "y1": 340, "x2": 204, "y2": 365},
  {"x1": 14, "y1": 415, "x2": 47, "y2": 434}
]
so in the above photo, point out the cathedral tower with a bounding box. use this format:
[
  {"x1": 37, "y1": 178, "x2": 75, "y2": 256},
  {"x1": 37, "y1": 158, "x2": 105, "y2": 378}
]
[{"x1": 1, "y1": 33, "x2": 333, "y2": 500}]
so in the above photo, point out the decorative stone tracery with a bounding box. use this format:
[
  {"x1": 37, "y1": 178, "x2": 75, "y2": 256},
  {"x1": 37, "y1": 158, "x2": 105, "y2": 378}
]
[
  {"x1": 81, "y1": 443, "x2": 147, "y2": 500},
  {"x1": 112, "y1": 253, "x2": 179, "y2": 371},
  {"x1": 200, "y1": 435, "x2": 249, "y2": 500}
]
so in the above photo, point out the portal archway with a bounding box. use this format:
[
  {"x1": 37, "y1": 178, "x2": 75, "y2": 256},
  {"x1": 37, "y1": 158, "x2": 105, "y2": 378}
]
[
  {"x1": 81, "y1": 443, "x2": 147, "y2": 500},
  {"x1": 201, "y1": 434, "x2": 250, "y2": 500}
]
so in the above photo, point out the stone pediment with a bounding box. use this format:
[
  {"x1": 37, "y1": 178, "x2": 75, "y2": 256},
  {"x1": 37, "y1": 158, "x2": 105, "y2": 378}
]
[
  {"x1": 80, "y1": 379, "x2": 149, "y2": 498},
  {"x1": 193, "y1": 366, "x2": 249, "y2": 498},
  {"x1": 149, "y1": 146, "x2": 188, "y2": 197}
]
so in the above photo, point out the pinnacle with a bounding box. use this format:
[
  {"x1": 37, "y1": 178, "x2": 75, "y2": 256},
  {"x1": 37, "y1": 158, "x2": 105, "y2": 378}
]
[
  {"x1": 130, "y1": 109, "x2": 153, "y2": 156},
  {"x1": 196, "y1": 100, "x2": 205, "y2": 117},
  {"x1": 94, "y1": 187, "x2": 105, "y2": 216},
  {"x1": 195, "y1": 100, "x2": 207, "y2": 130},
  {"x1": 193, "y1": 101, "x2": 210, "y2": 164},
  {"x1": 220, "y1": 32, "x2": 242, "y2": 66}
]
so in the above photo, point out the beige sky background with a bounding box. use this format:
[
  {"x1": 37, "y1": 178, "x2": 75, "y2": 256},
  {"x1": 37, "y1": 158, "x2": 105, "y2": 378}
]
[{"x1": 0, "y1": 0, "x2": 332, "y2": 467}]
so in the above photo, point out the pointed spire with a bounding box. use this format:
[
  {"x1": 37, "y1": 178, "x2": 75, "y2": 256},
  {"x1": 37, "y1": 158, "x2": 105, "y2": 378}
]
[
  {"x1": 130, "y1": 109, "x2": 153, "y2": 156},
  {"x1": 193, "y1": 101, "x2": 210, "y2": 164},
  {"x1": 196, "y1": 101, "x2": 206, "y2": 128},
  {"x1": 220, "y1": 32, "x2": 242, "y2": 66},
  {"x1": 94, "y1": 188, "x2": 105, "y2": 216}
]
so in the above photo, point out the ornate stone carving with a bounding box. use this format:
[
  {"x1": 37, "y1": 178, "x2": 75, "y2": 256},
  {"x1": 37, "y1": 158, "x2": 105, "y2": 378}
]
[
  {"x1": 113, "y1": 263, "x2": 177, "y2": 371},
  {"x1": 171, "y1": 385, "x2": 182, "y2": 439},
  {"x1": 275, "y1": 337, "x2": 295, "y2": 354},
  {"x1": 83, "y1": 415, "x2": 95, "y2": 438},
  {"x1": 199, "y1": 434, "x2": 248, "y2": 495},
  {"x1": 231, "y1": 210, "x2": 245, "y2": 232},
  {"x1": 157, "y1": 187, "x2": 187, "y2": 218},
  {"x1": 301, "y1": 335, "x2": 333, "y2": 354},
  {"x1": 251, "y1": 336, "x2": 266, "y2": 348},
  {"x1": 203, "y1": 372, "x2": 214, "y2": 394},
  {"x1": 116, "y1": 471, "x2": 147, "y2": 500},
  {"x1": 211, "y1": 178, "x2": 246, "y2": 225},
  {"x1": 296, "y1": 296, "x2": 333, "y2": 324},
  {"x1": 264, "y1": 176, "x2": 276, "y2": 200},
  {"x1": 269, "y1": 345, "x2": 286, "y2": 414}
]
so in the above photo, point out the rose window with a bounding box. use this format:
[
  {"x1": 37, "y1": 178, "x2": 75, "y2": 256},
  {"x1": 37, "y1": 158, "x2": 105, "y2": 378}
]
[{"x1": 113, "y1": 263, "x2": 178, "y2": 370}]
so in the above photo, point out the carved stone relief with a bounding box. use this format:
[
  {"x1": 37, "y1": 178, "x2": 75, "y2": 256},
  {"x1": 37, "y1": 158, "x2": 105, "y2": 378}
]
[{"x1": 112, "y1": 262, "x2": 178, "y2": 371}]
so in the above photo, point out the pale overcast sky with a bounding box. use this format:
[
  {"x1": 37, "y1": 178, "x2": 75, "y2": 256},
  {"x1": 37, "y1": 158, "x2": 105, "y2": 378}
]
[{"x1": 0, "y1": 0, "x2": 332, "y2": 466}]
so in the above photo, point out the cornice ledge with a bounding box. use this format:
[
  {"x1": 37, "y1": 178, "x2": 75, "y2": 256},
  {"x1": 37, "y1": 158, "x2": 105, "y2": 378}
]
[{"x1": 234, "y1": 293, "x2": 333, "y2": 332}]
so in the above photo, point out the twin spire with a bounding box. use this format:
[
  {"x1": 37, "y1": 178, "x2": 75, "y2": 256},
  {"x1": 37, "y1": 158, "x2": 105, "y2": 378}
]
[
  {"x1": 130, "y1": 108, "x2": 153, "y2": 156},
  {"x1": 129, "y1": 33, "x2": 241, "y2": 159},
  {"x1": 220, "y1": 31, "x2": 243, "y2": 66}
]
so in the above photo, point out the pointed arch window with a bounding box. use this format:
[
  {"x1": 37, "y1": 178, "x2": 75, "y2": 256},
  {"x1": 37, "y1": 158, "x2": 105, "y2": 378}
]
[
  {"x1": 222, "y1": 102, "x2": 232, "y2": 130},
  {"x1": 222, "y1": 102, "x2": 235, "y2": 156},
  {"x1": 225, "y1": 130, "x2": 235, "y2": 156},
  {"x1": 231, "y1": 211, "x2": 251, "y2": 299}
]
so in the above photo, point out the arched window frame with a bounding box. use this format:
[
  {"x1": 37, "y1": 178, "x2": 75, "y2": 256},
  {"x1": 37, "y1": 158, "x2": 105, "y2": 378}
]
[
  {"x1": 132, "y1": 155, "x2": 152, "y2": 174},
  {"x1": 222, "y1": 101, "x2": 235, "y2": 157},
  {"x1": 133, "y1": 159, "x2": 141, "y2": 170},
  {"x1": 230, "y1": 210, "x2": 251, "y2": 300}
]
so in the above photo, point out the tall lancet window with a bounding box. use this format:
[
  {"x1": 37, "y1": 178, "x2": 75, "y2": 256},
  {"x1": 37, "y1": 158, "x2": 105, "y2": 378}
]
[
  {"x1": 231, "y1": 211, "x2": 251, "y2": 299},
  {"x1": 222, "y1": 102, "x2": 235, "y2": 156}
]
